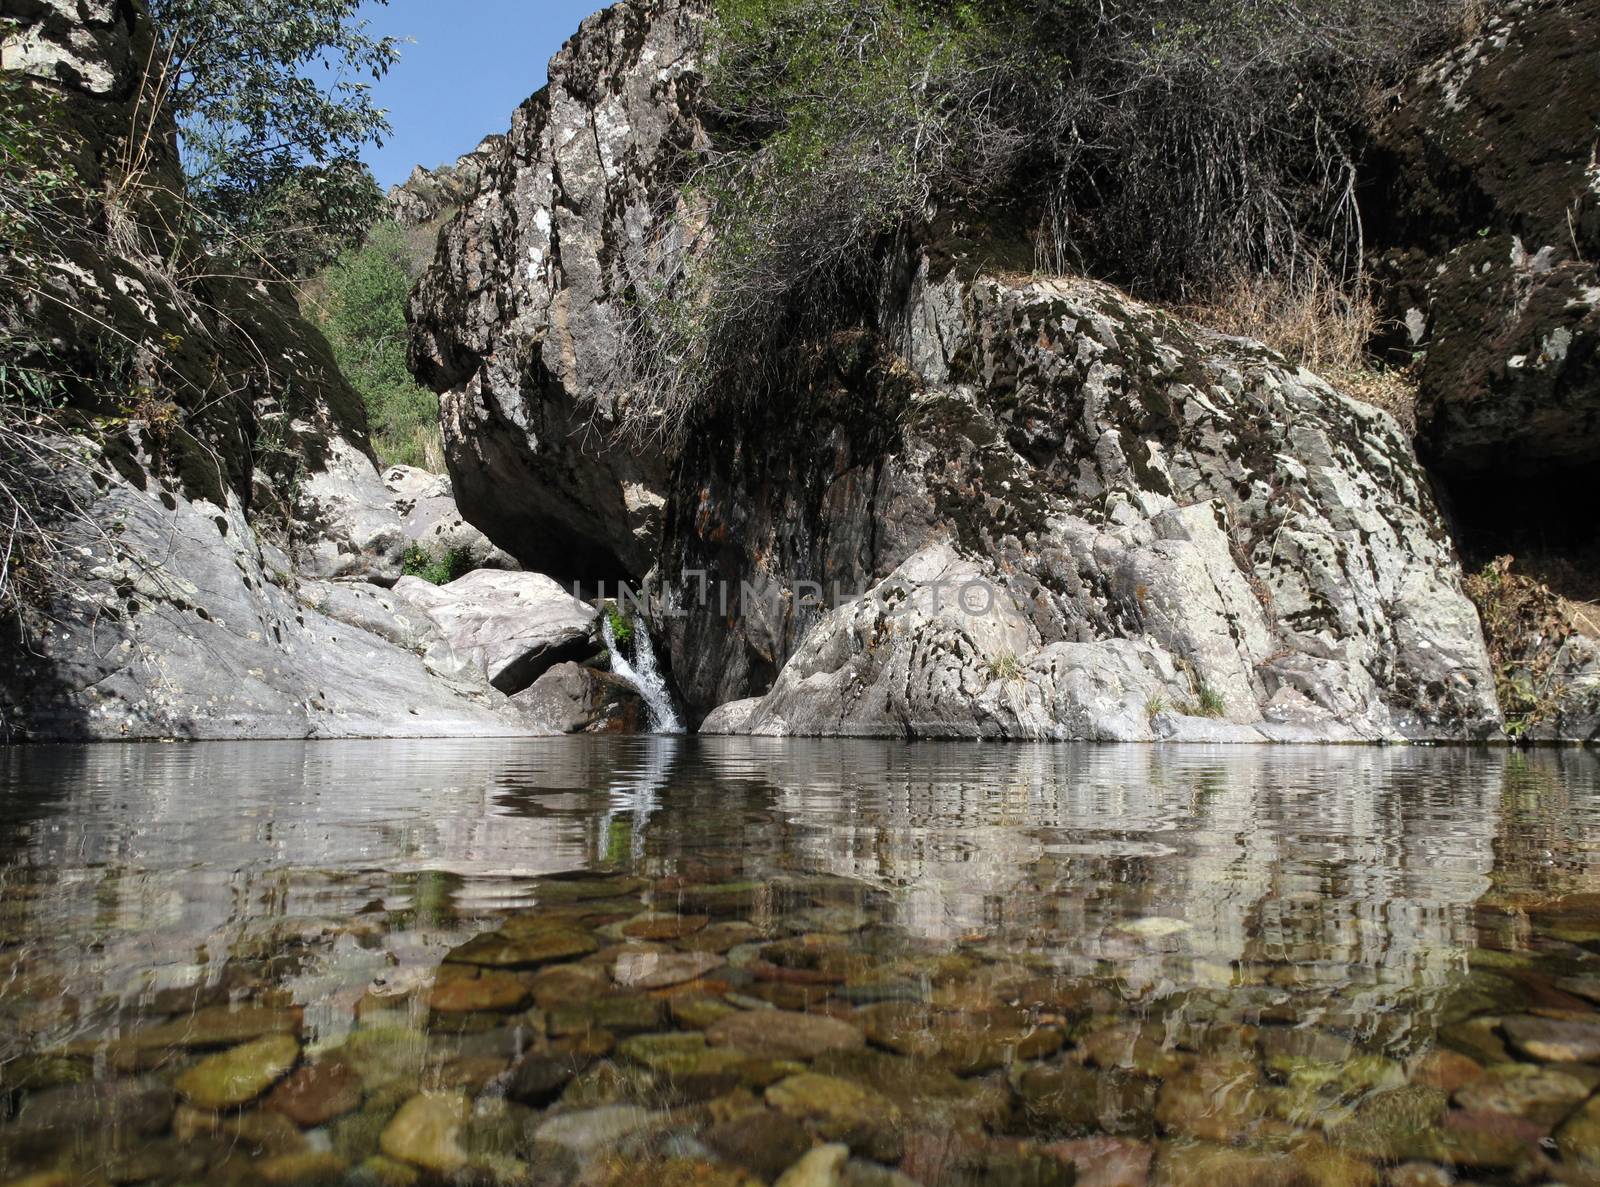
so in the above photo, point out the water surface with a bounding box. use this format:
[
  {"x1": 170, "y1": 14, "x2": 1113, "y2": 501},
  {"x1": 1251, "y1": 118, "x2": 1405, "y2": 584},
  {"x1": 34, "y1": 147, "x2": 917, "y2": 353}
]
[{"x1": 1, "y1": 740, "x2": 1598, "y2": 1185}]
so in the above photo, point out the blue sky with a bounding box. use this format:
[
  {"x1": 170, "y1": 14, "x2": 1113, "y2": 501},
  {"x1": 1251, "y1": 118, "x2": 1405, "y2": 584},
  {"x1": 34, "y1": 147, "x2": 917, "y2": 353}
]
[{"x1": 356, "y1": 0, "x2": 606, "y2": 190}]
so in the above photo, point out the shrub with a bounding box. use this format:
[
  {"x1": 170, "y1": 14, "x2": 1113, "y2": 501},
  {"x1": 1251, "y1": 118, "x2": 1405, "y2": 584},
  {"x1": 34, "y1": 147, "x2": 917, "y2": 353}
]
[
  {"x1": 1464, "y1": 556, "x2": 1580, "y2": 739},
  {"x1": 621, "y1": 0, "x2": 1474, "y2": 438},
  {"x1": 402, "y1": 543, "x2": 473, "y2": 586}
]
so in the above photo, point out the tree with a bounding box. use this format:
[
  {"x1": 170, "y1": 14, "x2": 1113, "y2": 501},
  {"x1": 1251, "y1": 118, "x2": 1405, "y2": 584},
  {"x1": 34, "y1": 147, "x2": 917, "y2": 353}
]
[
  {"x1": 318, "y1": 221, "x2": 441, "y2": 467},
  {"x1": 147, "y1": 0, "x2": 401, "y2": 276}
]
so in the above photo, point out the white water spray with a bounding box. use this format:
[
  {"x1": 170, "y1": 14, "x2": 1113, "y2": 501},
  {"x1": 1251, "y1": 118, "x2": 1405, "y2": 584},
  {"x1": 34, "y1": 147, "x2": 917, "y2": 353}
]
[{"x1": 602, "y1": 613, "x2": 684, "y2": 735}]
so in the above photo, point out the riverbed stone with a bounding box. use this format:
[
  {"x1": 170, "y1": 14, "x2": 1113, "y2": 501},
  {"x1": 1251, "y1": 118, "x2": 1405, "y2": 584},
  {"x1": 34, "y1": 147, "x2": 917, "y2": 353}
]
[
  {"x1": 623, "y1": 913, "x2": 710, "y2": 941},
  {"x1": 445, "y1": 926, "x2": 598, "y2": 968},
  {"x1": 708, "y1": 1009, "x2": 866, "y2": 1060},
  {"x1": 533, "y1": 1104, "x2": 670, "y2": 1155},
  {"x1": 775, "y1": 1144, "x2": 850, "y2": 1187},
  {"x1": 1501, "y1": 1015, "x2": 1600, "y2": 1063},
  {"x1": 548, "y1": 992, "x2": 664, "y2": 1036},
  {"x1": 1042, "y1": 1136, "x2": 1154, "y2": 1187},
  {"x1": 704, "y1": 1109, "x2": 814, "y2": 1180},
  {"x1": 379, "y1": 1091, "x2": 472, "y2": 1174},
  {"x1": 427, "y1": 968, "x2": 532, "y2": 1013},
  {"x1": 175, "y1": 1033, "x2": 300, "y2": 1109},
  {"x1": 681, "y1": 922, "x2": 765, "y2": 954},
  {"x1": 613, "y1": 949, "x2": 726, "y2": 989},
  {"x1": 765, "y1": 1073, "x2": 903, "y2": 1161},
  {"x1": 1451, "y1": 1061, "x2": 1590, "y2": 1127},
  {"x1": 504, "y1": 1050, "x2": 587, "y2": 1107},
  {"x1": 1019, "y1": 1062, "x2": 1102, "y2": 1133},
  {"x1": 264, "y1": 1059, "x2": 364, "y2": 1127}
]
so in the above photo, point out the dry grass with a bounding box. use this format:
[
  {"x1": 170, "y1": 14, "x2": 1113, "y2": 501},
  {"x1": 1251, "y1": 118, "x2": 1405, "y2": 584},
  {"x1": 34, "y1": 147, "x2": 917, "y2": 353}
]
[
  {"x1": 1184, "y1": 269, "x2": 1418, "y2": 434},
  {"x1": 1464, "y1": 555, "x2": 1588, "y2": 737}
]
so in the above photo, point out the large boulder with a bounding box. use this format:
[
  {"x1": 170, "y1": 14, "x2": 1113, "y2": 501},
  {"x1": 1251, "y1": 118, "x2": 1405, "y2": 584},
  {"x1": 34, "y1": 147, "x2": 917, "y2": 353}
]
[
  {"x1": 393, "y1": 571, "x2": 598, "y2": 694},
  {"x1": 383, "y1": 465, "x2": 517, "y2": 571},
  {"x1": 686, "y1": 274, "x2": 1499, "y2": 742},
  {"x1": 1368, "y1": 0, "x2": 1600, "y2": 493},
  {"x1": 512, "y1": 662, "x2": 644, "y2": 733},
  {"x1": 407, "y1": 0, "x2": 706, "y2": 581}
]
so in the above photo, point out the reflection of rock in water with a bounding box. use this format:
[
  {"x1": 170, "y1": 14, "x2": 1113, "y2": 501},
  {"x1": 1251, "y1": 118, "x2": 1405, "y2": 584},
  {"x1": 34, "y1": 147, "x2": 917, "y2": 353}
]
[{"x1": 703, "y1": 743, "x2": 1596, "y2": 1019}]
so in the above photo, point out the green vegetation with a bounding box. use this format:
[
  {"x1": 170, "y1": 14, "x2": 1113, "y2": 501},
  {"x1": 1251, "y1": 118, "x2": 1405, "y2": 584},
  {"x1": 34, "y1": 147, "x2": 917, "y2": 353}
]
[
  {"x1": 605, "y1": 605, "x2": 636, "y2": 651},
  {"x1": 623, "y1": 0, "x2": 1473, "y2": 438},
  {"x1": 148, "y1": 0, "x2": 399, "y2": 276},
  {"x1": 401, "y1": 543, "x2": 473, "y2": 586},
  {"x1": 1464, "y1": 556, "x2": 1580, "y2": 741},
  {"x1": 1188, "y1": 685, "x2": 1228, "y2": 719},
  {"x1": 314, "y1": 221, "x2": 442, "y2": 468}
]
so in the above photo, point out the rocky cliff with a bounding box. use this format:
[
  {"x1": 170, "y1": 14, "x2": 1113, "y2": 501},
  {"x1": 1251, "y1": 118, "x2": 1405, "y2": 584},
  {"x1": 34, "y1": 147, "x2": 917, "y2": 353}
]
[
  {"x1": 407, "y1": 0, "x2": 1536, "y2": 742},
  {"x1": 0, "y1": 1, "x2": 557, "y2": 739}
]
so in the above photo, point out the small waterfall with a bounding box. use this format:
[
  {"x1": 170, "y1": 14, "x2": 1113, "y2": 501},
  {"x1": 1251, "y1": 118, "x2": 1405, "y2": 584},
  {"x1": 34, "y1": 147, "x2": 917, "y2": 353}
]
[{"x1": 602, "y1": 613, "x2": 684, "y2": 735}]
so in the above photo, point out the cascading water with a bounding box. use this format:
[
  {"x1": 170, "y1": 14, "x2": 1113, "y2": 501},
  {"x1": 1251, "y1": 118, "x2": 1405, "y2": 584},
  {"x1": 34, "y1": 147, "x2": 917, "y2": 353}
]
[{"x1": 602, "y1": 613, "x2": 684, "y2": 735}]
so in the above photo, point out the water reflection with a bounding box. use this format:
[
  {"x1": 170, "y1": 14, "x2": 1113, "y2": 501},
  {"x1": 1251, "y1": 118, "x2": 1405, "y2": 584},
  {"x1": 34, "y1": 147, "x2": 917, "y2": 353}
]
[{"x1": 0, "y1": 741, "x2": 1597, "y2": 1185}]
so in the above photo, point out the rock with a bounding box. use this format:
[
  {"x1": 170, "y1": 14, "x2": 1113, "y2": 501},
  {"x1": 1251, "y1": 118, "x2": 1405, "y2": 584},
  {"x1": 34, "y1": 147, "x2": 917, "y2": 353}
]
[
  {"x1": 444, "y1": 924, "x2": 598, "y2": 967},
  {"x1": 548, "y1": 993, "x2": 665, "y2": 1036},
  {"x1": 386, "y1": 139, "x2": 500, "y2": 228},
  {"x1": 1406, "y1": 1049, "x2": 1483, "y2": 1095},
  {"x1": 382, "y1": 464, "x2": 518, "y2": 572},
  {"x1": 623, "y1": 914, "x2": 710, "y2": 941},
  {"x1": 700, "y1": 699, "x2": 763, "y2": 736},
  {"x1": 613, "y1": 949, "x2": 726, "y2": 989},
  {"x1": 379, "y1": 1092, "x2": 472, "y2": 1174},
  {"x1": 253, "y1": 1151, "x2": 350, "y2": 1185},
  {"x1": 174, "y1": 1033, "x2": 301, "y2": 1109},
  {"x1": 774, "y1": 1145, "x2": 850, "y2": 1187},
  {"x1": 681, "y1": 922, "x2": 764, "y2": 954},
  {"x1": 7, "y1": 1079, "x2": 174, "y2": 1157},
  {"x1": 670, "y1": 280, "x2": 1498, "y2": 740},
  {"x1": 707, "y1": 1009, "x2": 866, "y2": 1060},
  {"x1": 506, "y1": 1051, "x2": 588, "y2": 1107},
  {"x1": 409, "y1": 1, "x2": 704, "y2": 579},
  {"x1": 1019, "y1": 1062, "x2": 1105, "y2": 1133},
  {"x1": 393, "y1": 570, "x2": 596, "y2": 694},
  {"x1": 1556, "y1": 1090, "x2": 1600, "y2": 1172},
  {"x1": 1450, "y1": 1061, "x2": 1590, "y2": 1127},
  {"x1": 1383, "y1": 1165, "x2": 1453, "y2": 1187},
  {"x1": 1042, "y1": 1137, "x2": 1153, "y2": 1187},
  {"x1": 0, "y1": 0, "x2": 556, "y2": 741},
  {"x1": 513, "y1": 662, "x2": 644, "y2": 733},
  {"x1": 532, "y1": 1104, "x2": 669, "y2": 1156},
  {"x1": 1370, "y1": 0, "x2": 1600, "y2": 485},
  {"x1": 704, "y1": 1110, "x2": 814, "y2": 1180},
  {"x1": 426, "y1": 968, "x2": 532, "y2": 1013},
  {"x1": 765, "y1": 1073, "x2": 903, "y2": 1162},
  {"x1": 1500, "y1": 1015, "x2": 1600, "y2": 1063},
  {"x1": 111, "y1": 1005, "x2": 304, "y2": 1052},
  {"x1": 266, "y1": 1060, "x2": 364, "y2": 1126}
]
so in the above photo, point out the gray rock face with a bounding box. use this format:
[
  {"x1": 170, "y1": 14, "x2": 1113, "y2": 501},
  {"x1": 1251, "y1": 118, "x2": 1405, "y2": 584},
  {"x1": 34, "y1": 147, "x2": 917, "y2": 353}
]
[
  {"x1": 0, "y1": 1, "x2": 543, "y2": 740},
  {"x1": 408, "y1": 0, "x2": 705, "y2": 580},
  {"x1": 694, "y1": 275, "x2": 1498, "y2": 741},
  {"x1": 512, "y1": 662, "x2": 643, "y2": 734},
  {"x1": 393, "y1": 571, "x2": 598, "y2": 694},
  {"x1": 1, "y1": 440, "x2": 538, "y2": 741},
  {"x1": 411, "y1": 0, "x2": 1507, "y2": 741},
  {"x1": 385, "y1": 138, "x2": 502, "y2": 228},
  {"x1": 383, "y1": 465, "x2": 518, "y2": 571},
  {"x1": 1370, "y1": 0, "x2": 1600, "y2": 483}
]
